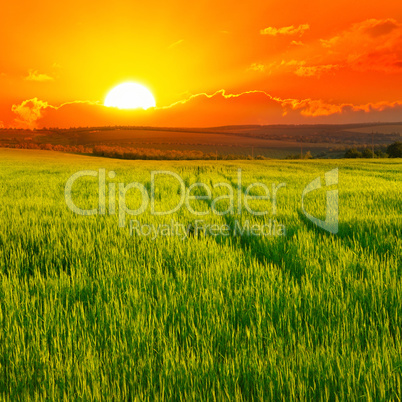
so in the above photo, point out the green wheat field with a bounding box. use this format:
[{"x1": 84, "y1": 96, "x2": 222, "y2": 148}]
[{"x1": 0, "y1": 148, "x2": 401, "y2": 400}]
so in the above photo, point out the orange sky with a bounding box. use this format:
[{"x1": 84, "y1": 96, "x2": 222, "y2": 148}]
[{"x1": 1, "y1": 0, "x2": 402, "y2": 128}]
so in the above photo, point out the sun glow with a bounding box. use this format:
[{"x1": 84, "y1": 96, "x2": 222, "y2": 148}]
[{"x1": 104, "y1": 83, "x2": 156, "y2": 110}]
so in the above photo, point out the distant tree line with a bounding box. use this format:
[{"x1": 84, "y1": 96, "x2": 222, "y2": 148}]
[
  {"x1": 285, "y1": 151, "x2": 313, "y2": 160},
  {"x1": 92, "y1": 145, "x2": 247, "y2": 160},
  {"x1": 0, "y1": 142, "x2": 93, "y2": 153},
  {"x1": 1, "y1": 141, "x2": 401, "y2": 160},
  {"x1": 0, "y1": 142, "x2": 252, "y2": 160},
  {"x1": 344, "y1": 142, "x2": 402, "y2": 158}
]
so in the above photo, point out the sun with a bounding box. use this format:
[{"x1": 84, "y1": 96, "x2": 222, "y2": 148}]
[{"x1": 104, "y1": 83, "x2": 156, "y2": 110}]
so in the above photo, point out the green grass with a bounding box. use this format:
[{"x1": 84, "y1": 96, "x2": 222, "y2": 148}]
[{"x1": 0, "y1": 149, "x2": 401, "y2": 400}]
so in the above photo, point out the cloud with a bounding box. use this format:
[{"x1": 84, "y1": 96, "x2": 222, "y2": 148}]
[
  {"x1": 277, "y1": 19, "x2": 402, "y2": 78},
  {"x1": 11, "y1": 98, "x2": 52, "y2": 129},
  {"x1": 279, "y1": 97, "x2": 402, "y2": 119},
  {"x1": 248, "y1": 63, "x2": 266, "y2": 72},
  {"x1": 283, "y1": 60, "x2": 306, "y2": 66},
  {"x1": 25, "y1": 69, "x2": 54, "y2": 82},
  {"x1": 320, "y1": 18, "x2": 401, "y2": 47},
  {"x1": 260, "y1": 24, "x2": 310, "y2": 36},
  {"x1": 160, "y1": 89, "x2": 273, "y2": 107},
  {"x1": 318, "y1": 18, "x2": 402, "y2": 73},
  {"x1": 248, "y1": 59, "x2": 306, "y2": 75},
  {"x1": 279, "y1": 98, "x2": 344, "y2": 117},
  {"x1": 0, "y1": 121, "x2": 4, "y2": 128},
  {"x1": 11, "y1": 98, "x2": 99, "y2": 129},
  {"x1": 252, "y1": 19, "x2": 402, "y2": 79},
  {"x1": 361, "y1": 19, "x2": 399, "y2": 38},
  {"x1": 294, "y1": 64, "x2": 339, "y2": 77},
  {"x1": 10, "y1": 91, "x2": 281, "y2": 128},
  {"x1": 10, "y1": 90, "x2": 402, "y2": 128}
]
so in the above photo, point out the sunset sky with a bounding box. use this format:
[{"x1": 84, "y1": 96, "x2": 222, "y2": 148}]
[{"x1": 1, "y1": 0, "x2": 402, "y2": 128}]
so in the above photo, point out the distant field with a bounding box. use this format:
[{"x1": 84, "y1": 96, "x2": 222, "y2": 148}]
[
  {"x1": 1, "y1": 123, "x2": 400, "y2": 158},
  {"x1": 33, "y1": 128, "x2": 335, "y2": 158},
  {"x1": 347, "y1": 124, "x2": 402, "y2": 134},
  {"x1": 0, "y1": 149, "x2": 401, "y2": 399},
  {"x1": 71, "y1": 129, "x2": 330, "y2": 148}
]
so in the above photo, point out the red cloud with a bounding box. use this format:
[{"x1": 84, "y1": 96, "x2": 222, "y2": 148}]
[
  {"x1": 319, "y1": 18, "x2": 402, "y2": 73},
  {"x1": 278, "y1": 19, "x2": 402, "y2": 78}
]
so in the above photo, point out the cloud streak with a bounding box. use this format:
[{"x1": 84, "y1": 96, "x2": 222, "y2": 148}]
[
  {"x1": 248, "y1": 63, "x2": 266, "y2": 72},
  {"x1": 25, "y1": 70, "x2": 54, "y2": 82},
  {"x1": 167, "y1": 39, "x2": 184, "y2": 49},
  {"x1": 260, "y1": 24, "x2": 310, "y2": 36},
  {"x1": 294, "y1": 64, "x2": 339, "y2": 77}
]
